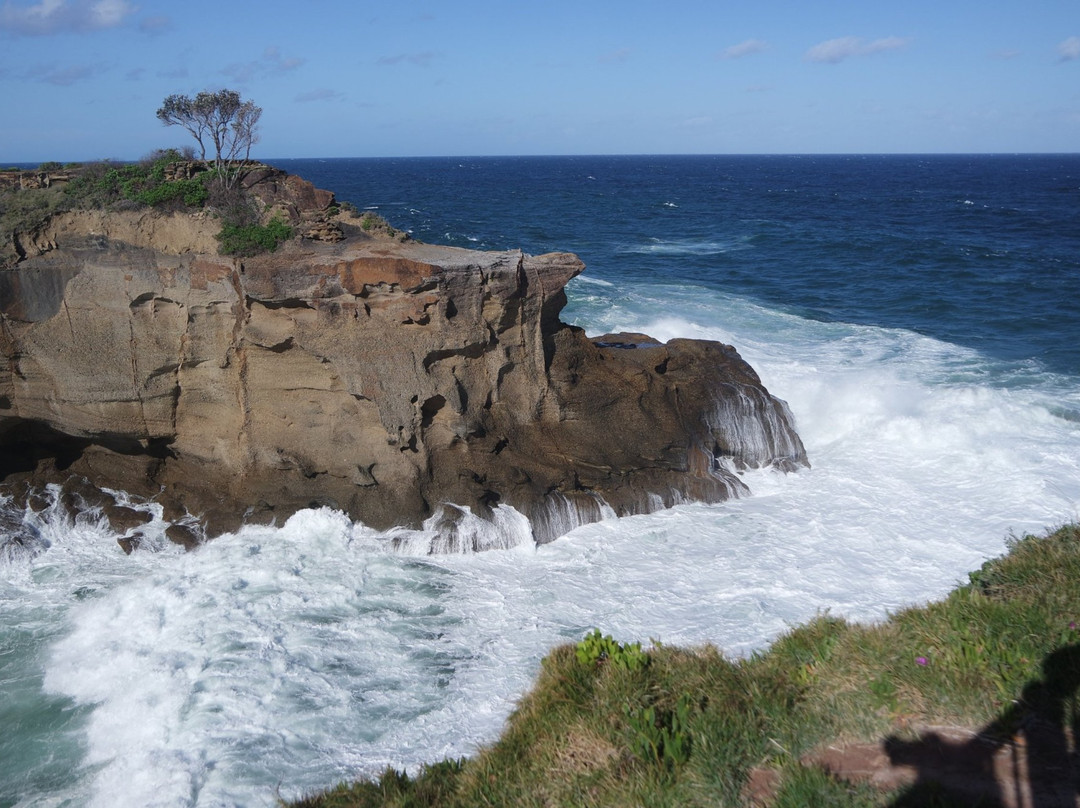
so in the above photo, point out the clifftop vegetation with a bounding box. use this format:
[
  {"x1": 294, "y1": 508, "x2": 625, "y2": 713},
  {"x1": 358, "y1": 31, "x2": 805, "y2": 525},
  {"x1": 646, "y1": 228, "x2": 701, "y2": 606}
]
[
  {"x1": 1, "y1": 89, "x2": 410, "y2": 267},
  {"x1": 0, "y1": 149, "x2": 297, "y2": 267}
]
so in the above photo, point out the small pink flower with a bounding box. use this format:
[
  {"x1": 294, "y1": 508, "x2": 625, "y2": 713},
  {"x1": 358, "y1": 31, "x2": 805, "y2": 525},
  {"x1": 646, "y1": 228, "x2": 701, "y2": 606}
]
[
  {"x1": 1070, "y1": 622, "x2": 1076, "y2": 631},
  {"x1": 916, "y1": 656, "x2": 929, "y2": 666}
]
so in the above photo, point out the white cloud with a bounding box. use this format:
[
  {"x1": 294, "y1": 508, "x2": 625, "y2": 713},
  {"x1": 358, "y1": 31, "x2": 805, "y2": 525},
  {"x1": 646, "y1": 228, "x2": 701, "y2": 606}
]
[
  {"x1": 720, "y1": 39, "x2": 767, "y2": 60},
  {"x1": 0, "y1": 0, "x2": 136, "y2": 35},
  {"x1": 1058, "y1": 36, "x2": 1080, "y2": 62},
  {"x1": 806, "y1": 36, "x2": 910, "y2": 64},
  {"x1": 88, "y1": 0, "x2": 125, "y2": 26}
]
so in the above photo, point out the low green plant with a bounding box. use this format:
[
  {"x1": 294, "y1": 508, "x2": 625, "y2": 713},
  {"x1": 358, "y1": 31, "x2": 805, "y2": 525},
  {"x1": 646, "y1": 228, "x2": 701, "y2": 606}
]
[
  {"x1": 216, "y1": 215, "x2": 294, "y2": 257},
  {"x1": 134, "y1": 177, "x2": 208, "y2": 207},
  {"x1": 575, "y1": 629, "x2": 648, "y2": 671},
  {"x1": 625, "y1": 692, "x2": 693, "y2": 770},
  {"x1": 357, "y1": 210, "x2": 407, "y2": 241},
  {"x1": 61, "y1": 150, "x2": 208, "y2": 212}
]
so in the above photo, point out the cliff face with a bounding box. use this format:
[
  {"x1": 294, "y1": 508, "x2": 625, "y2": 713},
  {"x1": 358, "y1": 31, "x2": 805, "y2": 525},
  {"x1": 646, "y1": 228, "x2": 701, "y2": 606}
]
[{"x1": 0, "y1": 172, "x2": 807, "y2": 551}]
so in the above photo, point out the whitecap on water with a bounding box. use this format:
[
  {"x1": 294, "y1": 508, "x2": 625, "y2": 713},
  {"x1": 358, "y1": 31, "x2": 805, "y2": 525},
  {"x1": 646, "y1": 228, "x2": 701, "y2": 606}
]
[{"x1": 617, "y1": 237, "x2": 750, "y2": 256}]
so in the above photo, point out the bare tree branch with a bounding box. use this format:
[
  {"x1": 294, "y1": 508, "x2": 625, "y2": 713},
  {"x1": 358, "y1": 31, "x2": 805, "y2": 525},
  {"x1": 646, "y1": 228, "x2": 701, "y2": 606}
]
[{"x1": 156, "y1": 89, "x2": 262, "y2": 187}]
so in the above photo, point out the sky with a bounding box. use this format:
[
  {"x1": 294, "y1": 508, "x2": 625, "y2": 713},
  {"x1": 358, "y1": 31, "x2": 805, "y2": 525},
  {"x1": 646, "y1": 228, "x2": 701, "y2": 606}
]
[{"x1": 0, "y1": 0, "x2": 1077, "y2": 161}]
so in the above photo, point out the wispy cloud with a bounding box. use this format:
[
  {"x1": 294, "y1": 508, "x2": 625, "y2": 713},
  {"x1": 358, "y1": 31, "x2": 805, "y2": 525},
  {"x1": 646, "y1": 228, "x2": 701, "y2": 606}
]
[
  {"x1": 138, "y1": 14, "x2": 171, "y2": 35},
  {"x1": 1058, "y1": 36, "x2": 1080, "y2": 62},
  {"x1": 679, "y1": 115, "x2": 713, "y2": 128},
  {"x1": 719, "y1": 39, "x2": 767, "y2": 60},
  {"x1": 599, "y1": 47, "x2": 632, "y2": 64},
  {"x1": 805, "y1": 36, "x2": 910, "y2": 64},
  {"x1": 376, "y1": 51, "x2": 440, "y2": 67},
  {"x1": 24, "y1": 61, "x2": 103, "y2": 84},
  {"x1": 0, "y1": 0, "x2": 136, "y2": 35},
  {"x1": 296, "y1": 88, "x2": 344, "y2": 103},
  {"x1": 221, "y1": 46, "x2": 305, "y2": 83}
]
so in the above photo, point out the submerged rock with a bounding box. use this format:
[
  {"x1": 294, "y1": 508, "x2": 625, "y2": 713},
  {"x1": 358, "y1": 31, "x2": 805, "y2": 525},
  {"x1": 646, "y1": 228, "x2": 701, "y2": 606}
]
[{"x1": 0, "y1": 169, "x2": 807, "y2": 550}]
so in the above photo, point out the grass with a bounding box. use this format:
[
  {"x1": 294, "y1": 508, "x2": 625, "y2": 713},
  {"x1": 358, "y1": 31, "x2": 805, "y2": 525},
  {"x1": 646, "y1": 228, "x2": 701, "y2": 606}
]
[
  {"x1": 286, "y1": 523, "x2": 1080, "y2": 807},
  {"x1": 0, "y1": 183, "x2": 70, "y2": 267},
  {"x1": 355, "y1": 209, "x2": 409, "y2": 242}
]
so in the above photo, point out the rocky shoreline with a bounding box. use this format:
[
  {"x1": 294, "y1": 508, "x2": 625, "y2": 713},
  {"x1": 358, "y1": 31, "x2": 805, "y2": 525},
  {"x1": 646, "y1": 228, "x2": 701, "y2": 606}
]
[{"x1": 0, "y1": 167, "x2": 807, "y2": 552}]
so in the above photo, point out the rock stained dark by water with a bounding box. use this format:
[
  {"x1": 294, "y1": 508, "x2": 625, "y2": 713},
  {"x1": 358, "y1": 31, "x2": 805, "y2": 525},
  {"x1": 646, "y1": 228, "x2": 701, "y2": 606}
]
[{"x1": 0, "y1": 169, "x2": 807, "y2": 551}]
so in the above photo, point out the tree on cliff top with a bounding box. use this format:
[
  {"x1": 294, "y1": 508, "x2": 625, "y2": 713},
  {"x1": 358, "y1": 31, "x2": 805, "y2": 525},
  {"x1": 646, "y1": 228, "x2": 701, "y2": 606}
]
[{"x1": 156, "y1": 90, "x2": 261, "y2": 187}]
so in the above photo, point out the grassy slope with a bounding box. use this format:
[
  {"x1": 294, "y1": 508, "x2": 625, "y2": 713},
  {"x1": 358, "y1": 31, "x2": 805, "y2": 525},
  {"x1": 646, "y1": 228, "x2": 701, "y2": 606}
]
[{"x1": 288, "y1": 523, "x2": 1080, "y2": 807}]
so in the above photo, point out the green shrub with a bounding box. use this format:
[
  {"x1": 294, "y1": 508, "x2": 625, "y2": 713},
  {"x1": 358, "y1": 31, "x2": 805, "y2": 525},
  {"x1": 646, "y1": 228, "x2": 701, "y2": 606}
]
[
  {"x1": 134, "y1": 177, "x2": 208, "y2": 208},
  {"x1": 575, "y1": 629, "x2": 648, "y2": 672},
  {"x1": 61, "y1": 150, "x2": 206, "y2": 212},
  {"x1": 216, "y1": 215, "x2": 294, "y2": 257}
]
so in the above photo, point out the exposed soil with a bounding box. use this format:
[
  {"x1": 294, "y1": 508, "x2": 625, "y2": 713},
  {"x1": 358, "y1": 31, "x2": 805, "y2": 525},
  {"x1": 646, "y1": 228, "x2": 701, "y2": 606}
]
[{"x1": 748, "y1": 721, "x2": 1079, "y2": 807}]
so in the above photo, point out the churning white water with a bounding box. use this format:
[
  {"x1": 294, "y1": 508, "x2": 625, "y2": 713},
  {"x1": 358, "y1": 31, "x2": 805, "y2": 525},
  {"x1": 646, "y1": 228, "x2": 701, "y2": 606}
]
[{"x1": 3, "y1": 281, "x2": 1079, "y2": 807}]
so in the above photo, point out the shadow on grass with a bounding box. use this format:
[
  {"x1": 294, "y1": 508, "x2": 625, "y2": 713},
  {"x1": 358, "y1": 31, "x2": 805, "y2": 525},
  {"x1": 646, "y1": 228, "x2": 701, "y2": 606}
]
[{"x1": 886, "y1": 644, "x2": 1080, "y2": 807}]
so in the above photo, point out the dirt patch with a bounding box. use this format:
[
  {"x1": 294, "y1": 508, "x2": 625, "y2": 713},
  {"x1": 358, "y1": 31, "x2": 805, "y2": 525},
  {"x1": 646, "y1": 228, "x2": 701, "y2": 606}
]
[{"x1": 748, "y1": 720, "x2": 1079, "y2": 807}]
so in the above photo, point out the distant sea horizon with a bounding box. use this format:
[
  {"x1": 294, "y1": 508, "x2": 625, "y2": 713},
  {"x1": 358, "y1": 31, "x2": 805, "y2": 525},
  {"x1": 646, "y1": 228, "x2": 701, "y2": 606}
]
[{"x1": 6, "y1": 149, "x2": 1080, "y2": 166}]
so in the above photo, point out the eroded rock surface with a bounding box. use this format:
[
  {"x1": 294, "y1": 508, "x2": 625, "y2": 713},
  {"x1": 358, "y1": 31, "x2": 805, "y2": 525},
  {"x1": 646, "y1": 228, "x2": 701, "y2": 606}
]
[{"x1": 0, "y1": 171, "x2": 807, "y2": 551}]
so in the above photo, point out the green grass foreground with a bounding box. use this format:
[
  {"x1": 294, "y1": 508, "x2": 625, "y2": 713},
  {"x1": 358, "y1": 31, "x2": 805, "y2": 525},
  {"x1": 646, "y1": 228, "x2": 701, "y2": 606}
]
[{"x1": 288, "y1": 524, "x2": 1080, "y2": 807}]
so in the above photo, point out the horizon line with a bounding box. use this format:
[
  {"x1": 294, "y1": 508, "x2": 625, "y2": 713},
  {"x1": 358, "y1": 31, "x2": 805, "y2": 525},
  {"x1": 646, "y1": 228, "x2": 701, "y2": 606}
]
[{"x1": 5, "y1": 150, "x2": 1079, "y2": 166}]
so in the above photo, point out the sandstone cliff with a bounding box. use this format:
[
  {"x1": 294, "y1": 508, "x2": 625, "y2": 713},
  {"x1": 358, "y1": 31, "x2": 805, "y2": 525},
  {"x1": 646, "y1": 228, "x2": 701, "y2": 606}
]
[{"x1": 0, "y1": 169, "x2": 807, "y2": 552}]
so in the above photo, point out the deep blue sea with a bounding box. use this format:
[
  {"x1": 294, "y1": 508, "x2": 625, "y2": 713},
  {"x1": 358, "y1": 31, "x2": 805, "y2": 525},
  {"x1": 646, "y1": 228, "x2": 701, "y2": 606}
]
[{"x1": 3, "y1": 155, "x2": 1080, "y2": 807}]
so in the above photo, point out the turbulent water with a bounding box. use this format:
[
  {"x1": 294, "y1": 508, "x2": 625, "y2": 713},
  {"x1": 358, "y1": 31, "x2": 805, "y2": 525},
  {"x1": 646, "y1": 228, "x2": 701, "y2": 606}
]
[{"x1": 3, "y1": 154, "x2": 1079, "y2": 807}]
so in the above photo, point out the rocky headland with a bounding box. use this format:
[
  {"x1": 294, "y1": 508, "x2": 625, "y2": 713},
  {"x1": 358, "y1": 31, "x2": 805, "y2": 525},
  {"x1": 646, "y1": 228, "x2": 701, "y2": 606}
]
[{"x1": 0, "y1": 165, "x2": 807, "y2": 552}]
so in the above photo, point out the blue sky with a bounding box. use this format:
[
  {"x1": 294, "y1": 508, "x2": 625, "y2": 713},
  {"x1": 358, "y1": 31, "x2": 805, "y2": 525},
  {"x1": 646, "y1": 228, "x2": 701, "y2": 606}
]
[{"x1": 1, "y1": 0, "x2": 1077, "y2": 160}]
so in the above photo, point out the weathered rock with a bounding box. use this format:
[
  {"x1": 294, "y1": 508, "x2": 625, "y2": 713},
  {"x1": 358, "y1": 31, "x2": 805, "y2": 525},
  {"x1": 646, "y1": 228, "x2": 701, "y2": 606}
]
[{"x1": 0, "y1": 171, "x2": 808, "y2": 551}]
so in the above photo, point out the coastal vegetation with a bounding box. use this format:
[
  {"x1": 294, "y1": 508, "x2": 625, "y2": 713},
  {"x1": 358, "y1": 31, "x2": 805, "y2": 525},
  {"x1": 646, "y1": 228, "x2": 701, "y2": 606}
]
[
  {"x1": 288, "y1": 522, "x2": 1080, "y2": 807},
  {"x1": 61, "y1": 148, "x2": 208, "y2": 209},
  {"x1": 0, "y1": 148, "x2": 293, "y2": 266},
  {"x1": 0, "y1": 90, "x2": 296, "y2": 264}
]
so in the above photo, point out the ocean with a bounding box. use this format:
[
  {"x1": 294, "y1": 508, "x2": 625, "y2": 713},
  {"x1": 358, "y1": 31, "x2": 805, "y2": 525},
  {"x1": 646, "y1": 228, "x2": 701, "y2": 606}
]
[{"x1": 2, "y1": 154, "x2": 1079, "y2": 807}]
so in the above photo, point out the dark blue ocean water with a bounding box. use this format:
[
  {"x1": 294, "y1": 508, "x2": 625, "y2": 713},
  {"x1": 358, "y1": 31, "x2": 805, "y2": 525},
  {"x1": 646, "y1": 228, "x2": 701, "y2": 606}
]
[{"x1": 274, "y1": 154, "x2": 1080, "y2": 377}]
